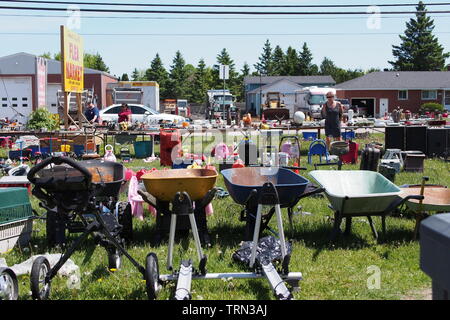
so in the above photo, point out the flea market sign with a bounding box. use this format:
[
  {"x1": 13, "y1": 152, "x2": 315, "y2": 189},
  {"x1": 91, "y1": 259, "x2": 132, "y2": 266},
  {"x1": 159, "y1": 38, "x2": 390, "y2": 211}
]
[{"x1": 60, "y1": 25, "x2": 84, "y2": 93}]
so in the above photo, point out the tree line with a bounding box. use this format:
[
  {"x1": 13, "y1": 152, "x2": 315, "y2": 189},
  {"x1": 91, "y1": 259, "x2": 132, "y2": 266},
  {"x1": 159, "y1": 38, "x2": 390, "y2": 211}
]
[
  {"x1": 122, "y1": 44, "x2": 378, "y2": 104},
  {"x1": 41, "y1": 1, "x2": 448, "y2": 104}
]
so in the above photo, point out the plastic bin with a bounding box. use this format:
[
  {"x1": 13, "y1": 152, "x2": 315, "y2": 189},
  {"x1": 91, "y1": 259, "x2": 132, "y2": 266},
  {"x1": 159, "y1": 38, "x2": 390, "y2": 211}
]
[
  {"x1": 0, "y1": 187, "x2": 33, "y2": 253},
  {"x1": 341, "y1": 131, "x2": 356, "y2": 140},
  {"x1": 40, "y1": 147, "x2": 50, "y2": 155},
  {"x1": 303, "y1": 132, "x2": 318, "y2": 141},
  {"x1": 172, "y1": 158, "x2": 193, "y2": 169},
  {"x1": 73, "y1": 145, "x2": 85, "y2": 157},
  {"x1": 133, "y1": 140, "x2": 153, "y2": 159},
  {"x1": 420, "y1": 214, "x2": 450, "y2": 300}
]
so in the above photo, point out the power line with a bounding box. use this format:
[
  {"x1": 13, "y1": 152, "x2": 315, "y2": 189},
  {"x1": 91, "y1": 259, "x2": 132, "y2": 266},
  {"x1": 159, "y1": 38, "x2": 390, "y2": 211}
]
[
  {"x1": 3, "y1": 0, "x2": 450, "y2": 8},
  {"x1": 1, "y1": 5, "x2": 450, "y2": 15},
  {"x1": 2, "y1": 31, "x2": 450, "y2": 36},
  {"x1": 2, "y1": 12, "x2": 450, "y2": 20}
]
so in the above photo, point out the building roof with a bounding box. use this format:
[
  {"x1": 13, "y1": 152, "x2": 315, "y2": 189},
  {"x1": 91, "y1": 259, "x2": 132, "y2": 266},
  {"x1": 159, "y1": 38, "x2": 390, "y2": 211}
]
[
  {"x1": 337, "y1": 71, "x2": 450, "y2": 90},
  {"x1": 244, "y1": 75, "x2": 335, "y2": 85},
  {"x1": 247, "y1": 78, "x2": 303, "y2": 94},
  {"x1": 0, "y1": 52, "x2": 117, "y2": 79}
]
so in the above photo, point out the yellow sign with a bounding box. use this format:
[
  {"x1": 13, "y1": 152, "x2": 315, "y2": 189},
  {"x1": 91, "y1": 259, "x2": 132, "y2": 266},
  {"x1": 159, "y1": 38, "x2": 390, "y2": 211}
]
[
  {"x1": 61, "y1": 26, "x2": 84, "y2": 93},
  {"x1": 50, "y1": 113, "x2": 60, "y2": 124}
]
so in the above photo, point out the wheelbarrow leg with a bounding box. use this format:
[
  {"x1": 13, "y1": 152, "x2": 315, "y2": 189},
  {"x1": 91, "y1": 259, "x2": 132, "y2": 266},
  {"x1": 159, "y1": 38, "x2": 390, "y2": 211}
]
[
  {"x1": 381, "y1": 216, "x2": 387, "y2": 236},
  {"x1": 367, "y1": 216, "x2": 378, "y2": 239},
  {"x1": 330, "y1": 211, "x2": 342, "y2": 241},
  {"x1": 413, "y1": 213, "x2": 425, "y2": 240},
  {"x1": 344, "y1": 217, "x2": 352, "y2": 236}
]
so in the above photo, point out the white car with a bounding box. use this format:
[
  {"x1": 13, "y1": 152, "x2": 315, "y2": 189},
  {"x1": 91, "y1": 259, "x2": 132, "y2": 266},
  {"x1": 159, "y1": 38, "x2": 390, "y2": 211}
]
[{"x1": 99, "y1": 104, "x2": 185, "y2": 125}]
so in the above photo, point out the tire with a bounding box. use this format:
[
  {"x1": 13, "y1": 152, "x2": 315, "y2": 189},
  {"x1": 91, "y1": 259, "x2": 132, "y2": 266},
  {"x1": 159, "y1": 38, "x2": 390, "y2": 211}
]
[
  {"x1": 30, "y1": 256, "x2": 51, "y2": 300},
  {"x1": 0, "y1": 268, "x2": 19, "y2": 300},
  {"x1": 108, "y1": 250, "x2": 122, "y2": 271},
  {"x1": 117, "y1": 202, "x2": 133, "y2": 242},
  {"x1": 145, "y1": 253, "x2": 160, "y2": 300}
]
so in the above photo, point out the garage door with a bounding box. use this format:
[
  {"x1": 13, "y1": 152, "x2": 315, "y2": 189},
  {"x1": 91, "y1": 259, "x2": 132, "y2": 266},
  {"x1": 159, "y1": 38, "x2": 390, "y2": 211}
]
[
  {"x1": 0, "y1": 77, "x2": 33, "y2": 122},
  {"x1": 47, "y1": 83, "x2": 61, "y2": 114}
]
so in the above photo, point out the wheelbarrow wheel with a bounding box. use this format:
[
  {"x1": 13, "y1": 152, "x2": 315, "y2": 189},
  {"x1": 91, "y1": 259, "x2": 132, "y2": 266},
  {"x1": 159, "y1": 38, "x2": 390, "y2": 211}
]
[
  {"x1": 30, "y1": 256, "x2": 51, "y2": 300},
  {"x1": 145, "y1": 253, "x2": 160, "y2": 300},
  {"x1": 117, "y1": 202, "x2": 133, "y2": 242},
  {"x1": 0, "y1": 267, "x2": 19, "y2": 300}
]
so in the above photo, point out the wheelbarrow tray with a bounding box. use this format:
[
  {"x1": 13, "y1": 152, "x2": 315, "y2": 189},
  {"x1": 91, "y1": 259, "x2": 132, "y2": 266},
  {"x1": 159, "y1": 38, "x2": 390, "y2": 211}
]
[
  {"x1": 221, "y1": 167, "x2": 309, "y2": 206},
  {"x1": 309, "y1": 170, "x2": 402, "y2": 215},
  {"x1": 400, "y1": 187, "x2": 450, "y2": 212},
  {"x1": 33, "y1": 160, "x2": 125, "y2": 198},
  {"x1": 141, "y1": 168, "x2": 218, "y2": 201}
]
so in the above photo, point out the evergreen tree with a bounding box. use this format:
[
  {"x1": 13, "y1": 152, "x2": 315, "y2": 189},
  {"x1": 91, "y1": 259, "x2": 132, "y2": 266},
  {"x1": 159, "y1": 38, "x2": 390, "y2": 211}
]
[
  {"x1": 254, "y1": 39, "x2": 273, "y2": 75},
  {"x1": 282, "y1": 46, "x2": 299, "y2": 76},
  {"x1": 271, "y1": 45, "x2": 285, "y2": 76},
  {"x1": 167, "y1": 51, "x2": 188, "y2": 99},
  {"x1": 213, "y1": 48, "x2": 237, "y2": 90},
  {"x1": 131, "y1": 68, "x2": 146, "y2": 81},
  {"x1": 389, "y1": 1, "x2": 449, "y2": 71},
  {"x1": 120, "y1": 73, "x2": 129, "y2": 81},
  {"x1": 84, "y1": 52, "x2": 110, "y2": 73},
  {"x1": 191, "y1": 59, "x2": 213, "y2": 103},
  {"x1": 40, "y1": 52, "x2": 52, "y2": 59},
  {"x1": 320, "y1": 57, "x2": 338, "y2": 76},
  {"x1": 298, "y1": 42, "x2": 318, "y2": 76},
  {"x1": 145, "y1": 53, "x2": 169, "y2": 99},
  {"x1": 237, "y1": 62, "x2": 251, "y2": 102}
]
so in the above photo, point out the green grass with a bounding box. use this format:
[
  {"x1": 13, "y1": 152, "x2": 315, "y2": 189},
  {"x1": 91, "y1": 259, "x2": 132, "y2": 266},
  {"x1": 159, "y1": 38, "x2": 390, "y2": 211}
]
[{"x1": 1, "y1": 132, "x2": 449, "y2": 300}]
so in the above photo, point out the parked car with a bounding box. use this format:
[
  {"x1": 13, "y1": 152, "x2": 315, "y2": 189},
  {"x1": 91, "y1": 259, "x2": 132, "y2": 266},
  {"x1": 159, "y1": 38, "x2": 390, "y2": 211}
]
[{"x1": 99, "y1": 104, "x2": 185, "y2": 125}]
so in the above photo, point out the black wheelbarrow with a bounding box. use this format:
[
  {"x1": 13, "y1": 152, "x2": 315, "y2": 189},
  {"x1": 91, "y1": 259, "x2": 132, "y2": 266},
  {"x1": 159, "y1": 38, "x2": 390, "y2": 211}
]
[{"x1": 27, "y1": 156, "x2": 154, "y2": 300}]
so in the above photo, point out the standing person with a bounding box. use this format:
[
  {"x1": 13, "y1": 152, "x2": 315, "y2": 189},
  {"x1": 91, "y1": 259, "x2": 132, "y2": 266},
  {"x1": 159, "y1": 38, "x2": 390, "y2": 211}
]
[
  {"x1": 118, "y1": 103, "x2": 132, "y2": 130},
  {"x1": 84, "y1": 102, "x2": 100, "y2": 124},
  {"x1": 321, "y1": 91, "x2": 344, "y2": 150}
]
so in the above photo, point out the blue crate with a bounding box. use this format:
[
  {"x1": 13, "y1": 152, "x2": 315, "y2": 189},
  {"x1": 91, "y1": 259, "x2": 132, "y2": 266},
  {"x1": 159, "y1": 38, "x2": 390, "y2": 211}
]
[
  {"x1": 341, "y1": 131, "x2": 355, "y2": 140},
  {"x1": 303, "y1": 132, "x2": 318, "y2": 140},
  {"x1": 73, "y1": 145, "x2": 85, "y2": 157},
  {"x1": 172, "y1": 158, "x2": 193, "y2": 169}
]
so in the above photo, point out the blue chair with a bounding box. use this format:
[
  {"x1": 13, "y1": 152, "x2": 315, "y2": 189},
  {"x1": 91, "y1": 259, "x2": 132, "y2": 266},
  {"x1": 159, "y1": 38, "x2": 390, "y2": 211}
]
[{"x1": 307, "y1": 139, "x2": 330, "y2": 165}]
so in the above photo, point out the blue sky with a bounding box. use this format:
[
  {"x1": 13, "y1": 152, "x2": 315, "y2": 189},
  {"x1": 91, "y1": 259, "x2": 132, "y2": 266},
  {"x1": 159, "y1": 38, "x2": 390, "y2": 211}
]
[{"x1": 0, "y1": 0, "x2": 449, "y2": 77}]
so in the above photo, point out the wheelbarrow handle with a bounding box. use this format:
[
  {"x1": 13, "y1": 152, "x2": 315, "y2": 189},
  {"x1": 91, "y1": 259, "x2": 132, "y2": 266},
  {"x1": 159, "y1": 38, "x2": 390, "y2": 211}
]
[
  {"x1": 27, "y1": 156, "x2": 92, "y2": 184},
  {"x1": 198, "y1": 187, "x2": 219, "y2": 209},
  {"x1": 383, "y1": 195, "x2": 425, "y2": 215},
  {"x1": 137, "y1": 189, "x2": 157, "y2": 208},
  {"x1": 281, "y1": 166, "x2": 308, "y2": 171}
]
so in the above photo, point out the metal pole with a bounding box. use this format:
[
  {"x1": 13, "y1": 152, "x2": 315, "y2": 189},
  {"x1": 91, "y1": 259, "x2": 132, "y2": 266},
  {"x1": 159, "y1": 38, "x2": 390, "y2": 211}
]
[
  {"x1": 259, "y1": 73, "x2": 262, "y2": 117},
  {"x1": 223, "y1": 70, "x2": 226, "y2": 122}
]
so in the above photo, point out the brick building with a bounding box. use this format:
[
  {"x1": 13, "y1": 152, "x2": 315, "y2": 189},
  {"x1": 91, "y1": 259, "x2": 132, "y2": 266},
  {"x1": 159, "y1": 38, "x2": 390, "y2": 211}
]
[
  {"x1": 0, "y1": 52, "x2": 117, "y2": 122},
  {"x1": 336, "y1": 71, "x2": 450, "y2": 117}
]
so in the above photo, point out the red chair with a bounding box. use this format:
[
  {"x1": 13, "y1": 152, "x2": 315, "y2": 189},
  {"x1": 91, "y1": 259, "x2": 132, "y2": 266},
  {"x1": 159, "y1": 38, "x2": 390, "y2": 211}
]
[{"x1": 340, "y1": 141, "x2": 359, "y2": 164}]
